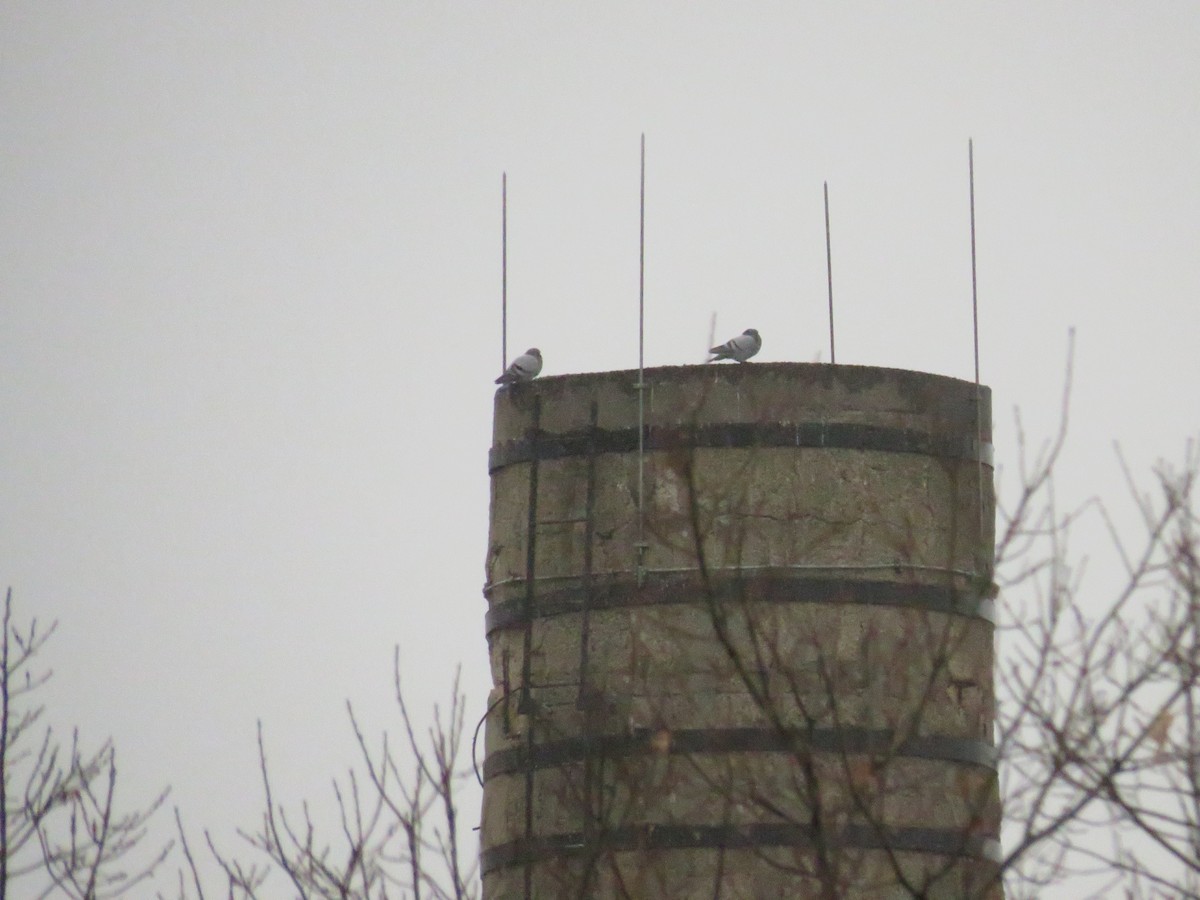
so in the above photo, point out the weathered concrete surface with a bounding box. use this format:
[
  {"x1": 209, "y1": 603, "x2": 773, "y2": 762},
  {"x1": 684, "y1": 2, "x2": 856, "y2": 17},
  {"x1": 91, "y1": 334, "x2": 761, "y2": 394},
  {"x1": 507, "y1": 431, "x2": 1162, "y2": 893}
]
[
  {"x1": 490, "y1": 363, "x2": 991, "y2": 444},
  {"x1": 482, "y1": 363, "x2": 1001, "y2": 899},
  {"x1": 488, "y1": 447, "x2": 990, "y2": 586}
]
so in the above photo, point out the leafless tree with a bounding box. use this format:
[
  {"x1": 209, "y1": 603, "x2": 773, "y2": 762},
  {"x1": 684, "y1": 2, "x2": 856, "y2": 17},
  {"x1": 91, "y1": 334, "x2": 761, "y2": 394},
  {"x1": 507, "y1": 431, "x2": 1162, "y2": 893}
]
[
  {"x1": 993, "y1": 413, "x2": 1200, "y2": 897},
  {"x1": 0, "y1": 586, "x2": 173, "y2": 899},
  {"x1": 169, "y1": 653, "x2": 479, "y2": 900}
]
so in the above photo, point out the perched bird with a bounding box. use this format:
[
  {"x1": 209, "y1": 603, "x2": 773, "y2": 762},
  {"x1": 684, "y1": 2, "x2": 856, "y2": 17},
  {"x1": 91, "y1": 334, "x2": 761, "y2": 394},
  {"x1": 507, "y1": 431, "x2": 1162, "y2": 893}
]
[
  {"x1": 709, "y1": 328, "x2": 761, "y2": 363},
  {"x1": 495, "y1": 348, "x2": 543, "y2": 384}
]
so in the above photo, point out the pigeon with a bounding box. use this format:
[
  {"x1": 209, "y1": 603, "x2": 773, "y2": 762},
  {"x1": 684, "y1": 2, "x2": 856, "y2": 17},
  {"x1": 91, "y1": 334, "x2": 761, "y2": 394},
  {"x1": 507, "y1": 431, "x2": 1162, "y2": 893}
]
[
  {"x1": 495, "y1": 348, "x2": 543, "y2": 384},
  {"x1": 709, "y1": 328, "x2": 761, "y2": 363}
]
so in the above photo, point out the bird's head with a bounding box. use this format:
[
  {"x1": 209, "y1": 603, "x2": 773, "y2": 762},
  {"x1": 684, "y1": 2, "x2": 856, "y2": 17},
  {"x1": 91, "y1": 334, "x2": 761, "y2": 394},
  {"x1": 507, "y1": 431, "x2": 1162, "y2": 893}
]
[
  {"x1": 743, "y1": 329, "x2": 759, "y2": 339},
  {"x1": 526, "y1": 348, "x2": 541, "y2": 358}
]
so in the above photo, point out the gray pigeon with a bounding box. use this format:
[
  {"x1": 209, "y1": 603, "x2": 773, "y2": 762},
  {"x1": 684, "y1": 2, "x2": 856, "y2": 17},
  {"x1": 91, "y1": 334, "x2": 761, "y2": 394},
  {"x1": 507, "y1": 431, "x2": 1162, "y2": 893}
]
[
  {"x1": 495, "y1": 348, "x2": 543, "y2": 384},
  {"x1": 709, "y1": 329, "x2": 761, "y2": 363}
]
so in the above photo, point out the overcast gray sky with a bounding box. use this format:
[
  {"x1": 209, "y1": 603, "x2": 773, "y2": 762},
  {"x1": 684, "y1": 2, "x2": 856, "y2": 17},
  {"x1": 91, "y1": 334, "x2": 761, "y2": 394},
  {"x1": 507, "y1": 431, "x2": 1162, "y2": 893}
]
[{"x1": 2, "y1": 2, "x2": 1199, "y2": 894}]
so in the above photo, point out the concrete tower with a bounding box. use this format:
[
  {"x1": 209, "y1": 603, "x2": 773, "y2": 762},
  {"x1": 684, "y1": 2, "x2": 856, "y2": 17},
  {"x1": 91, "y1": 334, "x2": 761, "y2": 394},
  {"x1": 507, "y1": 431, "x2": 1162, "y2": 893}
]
[{"x1": 481, "y1": 363, "x2": 1000, "y2": 899}]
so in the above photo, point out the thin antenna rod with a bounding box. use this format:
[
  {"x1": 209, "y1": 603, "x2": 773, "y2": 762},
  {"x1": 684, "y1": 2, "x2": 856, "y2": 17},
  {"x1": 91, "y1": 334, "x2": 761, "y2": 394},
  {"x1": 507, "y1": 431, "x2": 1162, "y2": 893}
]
[
  {"x1": 501, "y1": 172, "x2": 508, "y2": 372},
  {"x1": 636, "y1": 134, "x2": 648, "y2": 581},
  {"x1": 824, "y1": 181, "x2": 836, "y2": 365},
  {"x1": 639, "y1": 136, "x2": 646, "y2": 378},
  {"x1": 969, "y1": 143, "x2": 980, "y2": 385},
  {"x1": 968, "y1": 139, "x2": 986, "y2": 562}
]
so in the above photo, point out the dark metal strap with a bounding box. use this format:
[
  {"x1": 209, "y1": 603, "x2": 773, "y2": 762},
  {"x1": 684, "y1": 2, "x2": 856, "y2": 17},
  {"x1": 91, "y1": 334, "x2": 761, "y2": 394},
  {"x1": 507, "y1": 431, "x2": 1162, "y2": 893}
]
[
  {"x1": 490, "y1": 422, "x2": 994, "y2": 473},
  {"x1": 577, "y1": 401, "x2": 599, "y2": 706},
  {"x1": 484, "y1": 726, "x2": 997, "y2": 782},
  {"x1": 485, "y1": 573, "x2": 995, "y2": 635},
  {"x1": 519, "y1": 398, "x2": 542, "y2": 897},
  {"x1": 480, "y1": 822, "x2": 1002, "y2": 875}
]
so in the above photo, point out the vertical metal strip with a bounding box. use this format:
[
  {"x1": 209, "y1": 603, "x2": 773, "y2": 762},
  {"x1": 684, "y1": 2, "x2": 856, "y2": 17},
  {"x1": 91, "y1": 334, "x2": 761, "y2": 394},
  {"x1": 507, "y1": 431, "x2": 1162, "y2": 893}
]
[
  {"x1": 968, "y1": 141, "x2": 980, "y2": 387},
  {"x1": 824, "y1": 181, "x2": 836, "y2": 365},
  {"x1": 502, "y1": 172, "x2": 508, "y2": 375},
  {"x1": 520, "y1": 394, "x2": 541, "y2": 712},
  {"x1": 636, "y1": 134, "x2": 649, "y2": 584},
  {"x1": 968, "y1": 139, "x2": 986, "y2": 558},
  {"x1": 577, "y1": 401, "x2": 601, "y2": 881},
  {"x1": 501, "y1": 649, "x2": 511, "y2": 736},
  {"x1": 578, "y1": 400, "x2": 599, "y2": 705},
  {"x1": 520, "y1": 394, "x2": 541, "y2": 898},
  {"x1": 522, "y1": 723, "x2": 535, "y2": 900}
]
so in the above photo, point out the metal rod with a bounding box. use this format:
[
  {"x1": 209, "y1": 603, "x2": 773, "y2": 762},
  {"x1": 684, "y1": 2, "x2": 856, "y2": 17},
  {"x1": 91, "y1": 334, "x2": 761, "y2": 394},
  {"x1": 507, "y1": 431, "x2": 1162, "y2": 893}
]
[
  {"x1": 636, "y1": 135, "x2": 648, "y2": 581},
  {"x1": 501, "y1": 649, "x2": 511, "y2": 735},
  {"x1": 501, "y1": 172, "x2": 508, "y2": 373},
  {"x1": 824, "y1": 181, "x2": 836, "y2": 364},
  {"x1": 577, "y1": 401, "x2": 599, "y2": 706},
  {"x1": 639, "y1": 135, "x2": 646, "y2": 377},
  {"x1": 519, "y1": 393, "x2": 540, "y2": 898},
  {"x1": 968, "y1": 139, "x2": 986, "y2": 557},
  {"x1": 522, "y1": 719, "x2": 535, "y2": 899},
  {"x1": 969, "y1": 143, "x2": 979, "y2": 385},
  {"x1": 519, "y1": 396, "x2": 541, "y2": 715}
]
